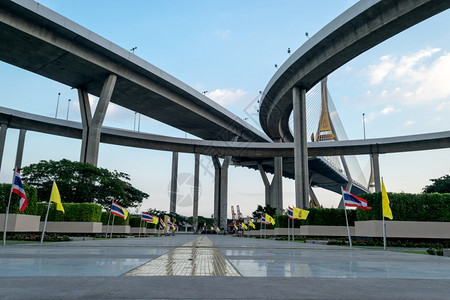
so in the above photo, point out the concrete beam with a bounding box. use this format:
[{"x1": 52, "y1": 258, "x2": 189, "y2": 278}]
[{"x1": 2, "y1": 106, "x2": 450, "y2": 158}]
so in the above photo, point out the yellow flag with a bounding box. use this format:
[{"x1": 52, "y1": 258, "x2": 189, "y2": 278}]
[
  {"x1": 382, "y1": 179, "x2": 393, "y2": 220},
  {"x1": 216, "y1": 227, "x2": 220, "y2": 232},
  {"x1": 300, "y1": 209, "x2": 310, "y2": 220},
  {"x1": 265, "y1": 214, "x2": 275, "y2": 225},
  {"x1": 50, "y1": 181, "x2": 64, "y2": 213},
  {"x1": 242, "y1": 223, "x2": 248, "y2": 230},
  {"x1": 292, "y1": 207, "x2": 301, "y2": 219},
  {"x1": 151, "y1": 216, "x2": 159, "y2": 224},
  {"x1": 292, "y1": 207, "x2": 309, "y2": 220},
  {"x1": 249, "y1": 220, "x2": 256, "y2": 229}
]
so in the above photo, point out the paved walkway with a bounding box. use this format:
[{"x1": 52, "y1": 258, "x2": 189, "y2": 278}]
[{"x1": 0, "y1": 235, "x2": 449, "y2": 299}]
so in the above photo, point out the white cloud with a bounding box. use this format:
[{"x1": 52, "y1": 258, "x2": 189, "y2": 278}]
[
  {"x1": 404, "y1": 120, "x2": 415, "y2": 127},
  {"x1": 367, "y1": 55, "x2": 395, "y2": 84},
  {"x1": 207, "y1": 88, "x2": 248, "y2": 105},
  {"x1": 364, "y1": 48, "x2": 450, "y2": 105},
  {"x1": 435, "y1": 102, "x2": 450, "y2": 111},
  {"x1": 381, "y1": 105, "x2": 395, "y2": 115}
]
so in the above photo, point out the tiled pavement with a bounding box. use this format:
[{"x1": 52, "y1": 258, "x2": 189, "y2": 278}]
[{"x1": 0, "y1": 234, "x2": 449, "y2": 299}]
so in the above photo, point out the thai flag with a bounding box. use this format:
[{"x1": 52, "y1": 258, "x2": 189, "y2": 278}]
[
  {"x1": 141, "y1": 212, "x2": 153, "y2": 222},
  {"x1": 261, "y1": 215, "x2": 270, "y2": 225},
  {"x1": 159, "y1": 218, "x2": 166, "y2": 229},
  {"x1": 12, "y1": 170, "x2": 27, "y2": 212},
  {"x1": 287, "y1": 206, "x2": 294, "y2": 219},
  {"x1": 341, "y1": 188, "x2": 371, "y2": 210},
  {"x1": 110, "y1": 202, "x2": 127, "y2": 219}
]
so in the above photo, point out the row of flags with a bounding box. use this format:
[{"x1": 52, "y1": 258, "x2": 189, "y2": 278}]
[{"x1": 107, "y1": 202, "x2": 180, "y2": 231}]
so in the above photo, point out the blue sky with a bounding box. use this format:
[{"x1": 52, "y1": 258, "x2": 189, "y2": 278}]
[{"x1": 1, "y1": 0, "x2": 449, "y2": 218}]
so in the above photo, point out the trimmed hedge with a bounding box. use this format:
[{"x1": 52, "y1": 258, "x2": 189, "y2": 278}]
[
  {"x1": 0, "y1": 183, "x2": 38, "y2": 215},
  {"x1": 356, "y1": 192, "x2": 450, "y2": 222},
  {"x1": 37, "y1": 202, "x2": 102, "y2": 222}
]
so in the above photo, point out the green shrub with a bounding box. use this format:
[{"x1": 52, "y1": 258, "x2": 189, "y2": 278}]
[
  {"x1": 37, "y1": 202, "x2": 102, "y2": 222},
  {"x1": 356, "y1": 192, "x2": 450, "y2": 221},
  {"x1": 0, "y1": 183, "x2": 38, "y2": 215}
]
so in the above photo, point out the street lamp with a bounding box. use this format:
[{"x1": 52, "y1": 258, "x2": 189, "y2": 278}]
[
  {"x1": 66, "y1": 99, "x2": 71, "y2": 120},
  {"x1": 362, "y1": 113, "x2": 366, "y2": 139},
  {"x1": 55, "y1": 92, "x2": 61, "y2": 118}
]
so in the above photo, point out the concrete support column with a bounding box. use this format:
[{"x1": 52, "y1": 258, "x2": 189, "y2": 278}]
[
  {"x1": 212, "y1": 156, "x2": 220, "y2": 226},
  {"x1": 14, "y1": 129, "x2": 26, "y2": 169},
  {"x1": 193, "y1": 153, "x2": 200, "y2": 231},
  {"x1": 0, "y1": 124, "x2": 7, "y2": 172},
  {"x1": 169, "y1": 151, "x2": 179, "y2": 213},
  {"x1": 220, "y1": 157, "x2": 230, "y2": 230},
  {"x1": 293, "y1": 87, "x2": 309, "y2": 208},
  {"x1": 211, "y1": 155, "x2": 231, "y2": 229},
  {"x1": 78, "y1": 88, "x2": 92, "y2": 163},
  {"x1": 272, "y1": 156, "x2": 283, "y2": 213},
  {"x1": 257, "y1": 164, "x2": 271, "y2": 207},
  {"x1": 309, "y1": 175, "x2": 320, "y2": 207},
  {"x1": 372, "y1": 153, "x2": 381, "y2": 193},
  {"x1": 85, "y1": 74, "x2": 117, "y2": 166}
]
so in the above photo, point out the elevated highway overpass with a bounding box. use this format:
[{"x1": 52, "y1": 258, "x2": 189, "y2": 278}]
[{"x1": 1, "y1": 0, "x2": 450, "y2": 226}]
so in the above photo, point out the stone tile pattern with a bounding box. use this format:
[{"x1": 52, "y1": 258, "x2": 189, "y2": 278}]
[{"x1": 125, "y1": 236, "x2": 240, "y2": 276}]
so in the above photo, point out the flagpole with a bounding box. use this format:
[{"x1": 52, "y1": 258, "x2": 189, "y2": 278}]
[
  {"x1": 259, "y1": 219, "x2": 262, "y2": 239},
  {"x1": 139, "y1": 219, "x2": 142, "y2": 238},
  {"x1": 2, "y1": 168, "x2": 17, "y2": 246},
  {"x1": 382, "y1": 177, "x2": 387, "y2": 250},
  {"x1": 110, "y1": 215, "x2": 115, "y2": 238},
  {"x1": 343, "y1": 204, "x2": 352, "y2": 249},
  {"x1": 105, "y1": 200, "x2": 113, "y2": 239},
  {"x1": 288, "y1": 215, "x2": 290, "y2": 242},
  {"x1": 264, "y1": 223, "x2": 266, "y2": 239},
  {"x1": 292, "y1": 218, "x2": 295, "y2": 242},
  {"x1": 40, "y1": 180, "x2": 55, "y2": 245},
  {"x1": 383, "y1": 215, "x2": 386, "y2": 250}
]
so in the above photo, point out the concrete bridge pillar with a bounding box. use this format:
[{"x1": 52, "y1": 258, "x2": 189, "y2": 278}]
[
  {"x1": 257, "y1": 158, "x2": 283, "y2": 214},
  {"x1": 292, "y1": 87, "x2": 309, "y2": 208},
  {"x1": 0, "y1": 124, "x2": 7, "y2": 172},
  {"x1": 212, "y1": 155, "x2": 230, "y2": 230},
  {"x1": 84, "y1": 74, "x2": 117, "y2": 166},
  {"x1": 169, "y1": 151, "x2": 179, "y2": 213},
  {"x1": 372, "y1": 153, "x2": 381, "y2": 193},
  {"x1": 193, "y1": 153, "x2": 200, "y2": 231},
  {"x1": 78, "y1": 88, "x2": 92, "y2": 163},
  {"x1": 14, "y1": 129, "x2": 26, "y2": 169}
]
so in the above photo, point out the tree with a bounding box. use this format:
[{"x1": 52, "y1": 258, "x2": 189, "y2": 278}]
[
  {"x1": 252, "y1": 204, "x2": 277, "y2": 220},
  {"x1": 422, "y1": 174, "x2": 450, "y2": 194},
  {"x1": 21, "y1": 159, "x2": 148, "y2": 208}
]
